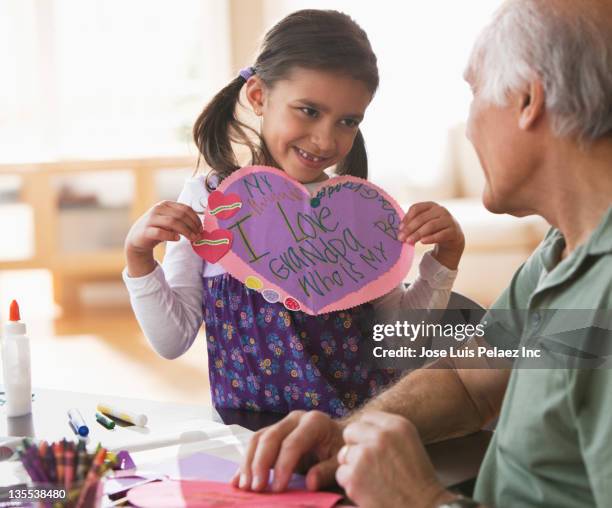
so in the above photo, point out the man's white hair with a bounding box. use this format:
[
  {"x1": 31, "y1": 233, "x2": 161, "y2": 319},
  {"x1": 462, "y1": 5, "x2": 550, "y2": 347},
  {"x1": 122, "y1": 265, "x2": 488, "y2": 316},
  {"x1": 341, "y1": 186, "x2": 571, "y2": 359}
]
[{"x1": 466, "y1": 0, "x2": 612, "y2": 141}]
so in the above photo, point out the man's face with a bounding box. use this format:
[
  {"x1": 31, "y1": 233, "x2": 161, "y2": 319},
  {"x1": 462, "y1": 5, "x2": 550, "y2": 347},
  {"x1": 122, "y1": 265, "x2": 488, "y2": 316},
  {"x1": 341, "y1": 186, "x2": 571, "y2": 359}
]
[{"x1": 465, "y1": 71, "x2": 536, "y2": 216}]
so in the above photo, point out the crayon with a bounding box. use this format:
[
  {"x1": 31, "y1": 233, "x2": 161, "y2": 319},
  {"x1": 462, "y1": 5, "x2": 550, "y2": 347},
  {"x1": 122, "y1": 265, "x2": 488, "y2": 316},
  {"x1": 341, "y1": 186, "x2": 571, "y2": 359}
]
[
  {"x1": 98, "y1": 459, "x2": 116, "y2": 477},
  {"x1": 75, "y1": 447, "x2": 106, "y2": 508},
  {"x1": 54, "y1": 440, "x2": 65, "y2": 483},
  {"x1": 64, "y1": 442, "x2": 75, "y2": 491},
  {"x1": 44, "y1": 444, "x2": 57, "y2": 483},
  {"x1": 39, "y1": 441, "x2": 55, "y2": 483},
  {"x1": 38, "y1": 441, "x2": 48, "y2": 479},
  {"x1": 17, "y1": 448, "x2": 42, "y2": 482},
  {"x1": 86, "y1": 447, "x2": 106, "y2": 480},
  {"x1": 26, "y1": 446, "x2": 48, "y2": 483},
  {"x1": 75, "y1": 440, "x2": 89, "y2": 481},
  {"x1": 99, "y1": 451, "x2": 118, "y2": 476}
]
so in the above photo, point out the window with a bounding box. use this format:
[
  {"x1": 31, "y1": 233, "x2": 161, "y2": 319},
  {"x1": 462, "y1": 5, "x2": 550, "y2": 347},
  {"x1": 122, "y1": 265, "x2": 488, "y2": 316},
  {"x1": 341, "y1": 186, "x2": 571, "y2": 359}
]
[{"x1": 0, "y1": 0, "x2": 231, "y2": 162}]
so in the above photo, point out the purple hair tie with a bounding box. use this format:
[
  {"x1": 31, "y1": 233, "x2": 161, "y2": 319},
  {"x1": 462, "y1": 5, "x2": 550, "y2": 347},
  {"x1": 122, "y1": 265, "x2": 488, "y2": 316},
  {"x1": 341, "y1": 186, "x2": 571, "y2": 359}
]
[{"x1": 239, "y1": 66, "x2": 255, "y2": 81}]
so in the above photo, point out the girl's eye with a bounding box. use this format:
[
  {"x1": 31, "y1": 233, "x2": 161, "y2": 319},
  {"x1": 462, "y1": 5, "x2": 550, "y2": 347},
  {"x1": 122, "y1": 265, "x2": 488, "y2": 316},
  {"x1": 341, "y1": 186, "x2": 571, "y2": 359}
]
[
  {"x1": 341, "y1": 118, "x2": 360, "y2": 128},
  {"x1": 299, "y1": 107, "x2": 318, "y2": 118}
]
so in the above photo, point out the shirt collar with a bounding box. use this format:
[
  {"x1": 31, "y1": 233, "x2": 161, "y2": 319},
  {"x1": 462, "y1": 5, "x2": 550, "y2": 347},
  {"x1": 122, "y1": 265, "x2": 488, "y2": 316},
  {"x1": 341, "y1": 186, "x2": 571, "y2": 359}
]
[{"x1": 535, "y1": 206, "x2": 612, "y2": 291}]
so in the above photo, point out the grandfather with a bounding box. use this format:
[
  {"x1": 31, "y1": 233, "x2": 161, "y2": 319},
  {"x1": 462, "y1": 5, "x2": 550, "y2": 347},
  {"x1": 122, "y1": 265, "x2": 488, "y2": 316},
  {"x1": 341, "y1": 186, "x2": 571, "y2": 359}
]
[{"x1": 232, "y1": 0, "x2": 612, "y2": 506}]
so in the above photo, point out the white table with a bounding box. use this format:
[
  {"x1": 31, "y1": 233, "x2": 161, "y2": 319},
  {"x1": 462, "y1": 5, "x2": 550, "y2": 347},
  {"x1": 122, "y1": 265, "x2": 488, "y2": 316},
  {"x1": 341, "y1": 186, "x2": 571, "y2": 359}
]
[{"x1": 1, "y1": 387, "x2": 491, "y2": 503}]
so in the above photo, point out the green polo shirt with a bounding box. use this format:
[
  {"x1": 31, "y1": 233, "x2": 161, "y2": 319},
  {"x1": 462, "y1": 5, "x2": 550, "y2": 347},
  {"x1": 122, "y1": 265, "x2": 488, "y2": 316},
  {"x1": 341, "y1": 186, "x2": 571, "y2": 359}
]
[{"x1": 474, "y1": 206, "x2": 612, "y2": 507}]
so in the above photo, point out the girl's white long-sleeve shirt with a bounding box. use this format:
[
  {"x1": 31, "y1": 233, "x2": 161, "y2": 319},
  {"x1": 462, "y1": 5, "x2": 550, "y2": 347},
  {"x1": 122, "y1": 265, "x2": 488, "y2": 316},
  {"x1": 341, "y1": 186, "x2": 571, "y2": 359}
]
[{"x1": 123, "y1": 176, "x2": 458, "y2": 360}]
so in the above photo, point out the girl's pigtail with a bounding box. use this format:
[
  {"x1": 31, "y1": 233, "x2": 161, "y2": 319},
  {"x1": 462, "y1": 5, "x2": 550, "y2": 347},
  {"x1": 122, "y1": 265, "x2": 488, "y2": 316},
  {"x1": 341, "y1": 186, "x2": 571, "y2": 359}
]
[
  {"x1": 194, "y1": 76, "x2": 259, "y2": 191},
  {"x1": 336, "y1": 129, "x2": 368, "y2": 180}
]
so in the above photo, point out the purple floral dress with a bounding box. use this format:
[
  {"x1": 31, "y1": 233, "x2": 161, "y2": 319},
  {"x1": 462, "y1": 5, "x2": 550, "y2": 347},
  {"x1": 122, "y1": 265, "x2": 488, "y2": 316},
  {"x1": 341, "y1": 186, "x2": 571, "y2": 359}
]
[{"x1": 203, "y1": 273, "x2": 398, "y2": 417}]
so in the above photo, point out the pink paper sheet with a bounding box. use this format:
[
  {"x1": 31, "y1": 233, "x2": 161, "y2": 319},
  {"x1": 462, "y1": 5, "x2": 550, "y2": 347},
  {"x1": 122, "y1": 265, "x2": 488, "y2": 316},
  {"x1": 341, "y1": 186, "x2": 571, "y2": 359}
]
[{"x1": 127, "y1": 480, "x2": 342, "y2": 508}]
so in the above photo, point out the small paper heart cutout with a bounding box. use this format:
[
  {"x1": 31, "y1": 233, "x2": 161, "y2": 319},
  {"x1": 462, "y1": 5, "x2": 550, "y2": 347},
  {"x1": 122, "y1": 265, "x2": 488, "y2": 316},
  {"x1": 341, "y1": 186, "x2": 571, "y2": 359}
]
[{"x1": 193, "y1": 229, "x2": 233, "y2": 264}]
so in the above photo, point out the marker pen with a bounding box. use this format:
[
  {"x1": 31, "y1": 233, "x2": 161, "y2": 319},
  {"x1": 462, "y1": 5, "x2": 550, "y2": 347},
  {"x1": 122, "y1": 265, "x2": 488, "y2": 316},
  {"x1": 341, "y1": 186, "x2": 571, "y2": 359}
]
[
  {"x1": 68, "y1": 409, "x2": 89, "y2": 437},
  {"x1": 96, "y1": 403, "x2": 148, "y2": 427},
  {"x1": 95, "y1": 411, "x2": 116, "y2": 430}
]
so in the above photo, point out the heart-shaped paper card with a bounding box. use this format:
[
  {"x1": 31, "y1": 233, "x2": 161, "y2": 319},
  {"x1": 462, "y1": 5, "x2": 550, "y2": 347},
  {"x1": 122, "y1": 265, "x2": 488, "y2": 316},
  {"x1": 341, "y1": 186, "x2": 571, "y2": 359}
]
[{"x1": 193, "y1": 166, "x2": 413, "y2": 315}]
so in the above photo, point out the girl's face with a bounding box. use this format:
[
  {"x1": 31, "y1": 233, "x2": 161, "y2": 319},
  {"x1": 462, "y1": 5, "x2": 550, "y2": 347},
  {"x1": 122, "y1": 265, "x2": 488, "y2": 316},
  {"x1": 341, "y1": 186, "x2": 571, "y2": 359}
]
[{"x1": 246, "y1": 68, "x2": 372, "y2": 184}]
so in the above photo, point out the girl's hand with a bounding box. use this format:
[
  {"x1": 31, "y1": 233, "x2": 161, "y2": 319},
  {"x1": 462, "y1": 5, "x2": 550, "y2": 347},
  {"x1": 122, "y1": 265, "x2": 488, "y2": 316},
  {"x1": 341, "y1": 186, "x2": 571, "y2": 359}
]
[
  {"x1": 397, "y1": 201, "x2": 465, "y2": 270},
  {"x1": 125, "y1": 201, "x2": 202, "y2": 277}
]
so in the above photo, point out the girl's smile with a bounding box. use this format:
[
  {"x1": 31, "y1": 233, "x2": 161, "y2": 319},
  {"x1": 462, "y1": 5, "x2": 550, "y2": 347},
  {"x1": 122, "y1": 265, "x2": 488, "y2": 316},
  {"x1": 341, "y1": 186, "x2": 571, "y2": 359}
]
[
  {"x1": 293, "y1": 146, "x2": 332, "y2": 171},
  {"x1": 246, "y1": 68, "x2": 373, "y2": 183}
]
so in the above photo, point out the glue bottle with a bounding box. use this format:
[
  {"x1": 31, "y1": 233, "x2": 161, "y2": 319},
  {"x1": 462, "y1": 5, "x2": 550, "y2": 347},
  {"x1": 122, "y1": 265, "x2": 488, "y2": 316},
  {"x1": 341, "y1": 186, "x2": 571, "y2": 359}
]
[{"x1": 1, "y1": 300, "x2": 32, "y2": 416}]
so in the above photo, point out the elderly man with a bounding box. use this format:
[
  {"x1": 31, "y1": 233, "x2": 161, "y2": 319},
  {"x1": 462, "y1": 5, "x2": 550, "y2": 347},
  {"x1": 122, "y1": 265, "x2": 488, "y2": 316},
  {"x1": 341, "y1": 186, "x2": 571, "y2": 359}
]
[{"x1": 232, "y1": 0, "x2": 612, "y2": 506}]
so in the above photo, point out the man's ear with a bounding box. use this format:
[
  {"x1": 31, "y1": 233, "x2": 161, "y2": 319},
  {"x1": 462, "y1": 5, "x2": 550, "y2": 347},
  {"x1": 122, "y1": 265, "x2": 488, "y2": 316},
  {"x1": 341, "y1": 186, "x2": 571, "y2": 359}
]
[
  {"x1": 245, "y1": 76, "x2": 266, "y2": 116},
  {"x1": 518, "y1": 80, "x2": 545, "y2": 130}
]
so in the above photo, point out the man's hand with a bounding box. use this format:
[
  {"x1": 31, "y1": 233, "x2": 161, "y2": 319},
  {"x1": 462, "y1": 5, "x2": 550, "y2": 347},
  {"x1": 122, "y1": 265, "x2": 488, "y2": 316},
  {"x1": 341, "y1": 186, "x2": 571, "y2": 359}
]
[
  {"x1": 231, "y1": 410, "x2": 345, "y2": 492},
  {"x1": 336, "y1": 411, "x2": 454, "y2": 508}
]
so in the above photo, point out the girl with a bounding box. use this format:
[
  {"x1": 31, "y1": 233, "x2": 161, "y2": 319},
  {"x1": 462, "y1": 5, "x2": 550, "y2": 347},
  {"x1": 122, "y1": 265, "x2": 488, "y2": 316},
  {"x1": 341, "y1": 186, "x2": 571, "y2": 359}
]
[{"x1": 124, "y1": 10, "x2": 464, "y2": 417}]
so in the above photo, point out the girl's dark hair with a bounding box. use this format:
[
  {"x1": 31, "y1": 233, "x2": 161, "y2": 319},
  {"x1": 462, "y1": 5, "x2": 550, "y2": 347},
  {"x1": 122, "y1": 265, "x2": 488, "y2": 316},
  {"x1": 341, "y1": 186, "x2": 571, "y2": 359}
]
[{"x1": 193, "y1": 9, "x2": 379, "y2": 190}]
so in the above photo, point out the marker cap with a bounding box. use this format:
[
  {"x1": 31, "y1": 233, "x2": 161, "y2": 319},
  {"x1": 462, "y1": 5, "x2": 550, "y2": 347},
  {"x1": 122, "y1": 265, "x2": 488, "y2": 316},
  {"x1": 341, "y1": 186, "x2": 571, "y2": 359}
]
[
  {"x1": 70, "y1": 420, "x2": 89, "y2": 437},
  {"x1": 68, "y1": 409, "x2": 89, "y2": 437}
]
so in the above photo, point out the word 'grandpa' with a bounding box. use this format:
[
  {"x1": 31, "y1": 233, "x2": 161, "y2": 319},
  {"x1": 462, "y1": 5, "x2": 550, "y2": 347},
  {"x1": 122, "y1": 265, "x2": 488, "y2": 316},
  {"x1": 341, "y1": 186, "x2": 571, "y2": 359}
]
[{"x1": 224, "y1": 173, "x2": 399, "y2": 299}]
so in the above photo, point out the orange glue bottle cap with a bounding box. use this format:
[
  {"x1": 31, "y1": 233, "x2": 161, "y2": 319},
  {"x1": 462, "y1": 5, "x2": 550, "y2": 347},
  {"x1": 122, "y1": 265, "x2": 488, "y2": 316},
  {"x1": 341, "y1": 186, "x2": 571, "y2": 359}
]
[{"x1": 5, "y1": 300, "x2": 26, "y2": 335}]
